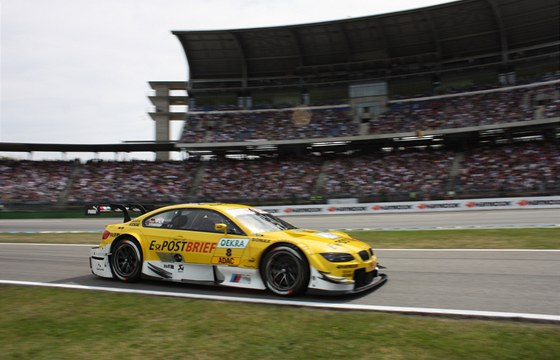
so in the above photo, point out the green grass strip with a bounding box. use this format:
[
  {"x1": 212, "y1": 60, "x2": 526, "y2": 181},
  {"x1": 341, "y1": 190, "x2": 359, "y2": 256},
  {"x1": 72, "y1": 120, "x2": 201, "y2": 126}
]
[
  {"x1": 1, "y1": 228, "x2": 559, "y2": 249},
  {"x1": 346, "y1": 228, "x2": 560, "y2": 249},
  {"x1": 0, "y1": 285, "x2": 559, "y2": 360}
]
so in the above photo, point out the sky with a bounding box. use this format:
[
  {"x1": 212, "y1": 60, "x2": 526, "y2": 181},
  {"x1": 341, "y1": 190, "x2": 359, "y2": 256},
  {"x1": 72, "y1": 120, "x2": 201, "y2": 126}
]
[{"x1": 0, "y1": 0, "x2": 455, "y2": 161}]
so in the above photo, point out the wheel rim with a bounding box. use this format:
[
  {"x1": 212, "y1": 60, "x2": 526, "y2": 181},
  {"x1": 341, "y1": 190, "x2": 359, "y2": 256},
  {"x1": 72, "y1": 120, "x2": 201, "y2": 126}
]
[
  {"x1": 113, "y1": 242, "x2": 139, "y2": 277},
  {"x1": 265, "y1": 251, "x2": 302, "y2": 292}
]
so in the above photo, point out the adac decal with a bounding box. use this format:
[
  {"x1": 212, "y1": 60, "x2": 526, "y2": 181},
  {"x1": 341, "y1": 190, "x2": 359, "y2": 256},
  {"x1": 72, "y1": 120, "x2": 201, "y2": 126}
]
[
  {"x1": 212, "y1": 256, "x2": 241, "y2": 265},
  {"x1": 217, "y1": 238, "x2": 249, "y2": 249}
]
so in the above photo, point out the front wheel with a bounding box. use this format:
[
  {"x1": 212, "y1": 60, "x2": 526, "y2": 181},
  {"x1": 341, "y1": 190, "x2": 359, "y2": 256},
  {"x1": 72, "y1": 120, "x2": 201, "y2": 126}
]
[
  {"x1": 261, "y1": 245, "x2": 309, "y2": 296},
  {"x1": 110, "y1": 238, "x2": 143, "y2": 282}
]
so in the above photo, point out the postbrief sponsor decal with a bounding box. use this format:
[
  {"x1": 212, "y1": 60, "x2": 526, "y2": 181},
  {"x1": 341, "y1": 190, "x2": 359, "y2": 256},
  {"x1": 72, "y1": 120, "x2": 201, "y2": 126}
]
[
  {"x1": 149, "y1": 240, "x2": 217, "y2": 253},
  {"x1": 149, "y1": 240, "x2": 188, "y2": 252}
]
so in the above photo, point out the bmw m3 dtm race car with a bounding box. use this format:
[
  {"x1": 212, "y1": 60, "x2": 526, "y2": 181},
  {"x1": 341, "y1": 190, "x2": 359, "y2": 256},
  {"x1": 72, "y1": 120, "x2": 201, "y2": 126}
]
[{"x1": 89, "y1": 203, "x2": 386, "y2": 296}]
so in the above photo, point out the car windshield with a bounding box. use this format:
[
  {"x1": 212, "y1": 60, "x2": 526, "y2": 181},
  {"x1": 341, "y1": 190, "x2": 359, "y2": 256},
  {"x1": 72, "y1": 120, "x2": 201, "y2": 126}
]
[{"x1": 226, "y1": 208, "x2": 297, "y2": 233}]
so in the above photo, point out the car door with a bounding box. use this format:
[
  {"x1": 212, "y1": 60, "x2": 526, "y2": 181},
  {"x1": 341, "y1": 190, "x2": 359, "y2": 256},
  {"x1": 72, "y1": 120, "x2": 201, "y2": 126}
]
[
  {"x1": 182, "y1": 209, "x2": 249, "y2": 267},
  {"x1": 142, "y1": 207, "x2": 248, "y2": 267}
]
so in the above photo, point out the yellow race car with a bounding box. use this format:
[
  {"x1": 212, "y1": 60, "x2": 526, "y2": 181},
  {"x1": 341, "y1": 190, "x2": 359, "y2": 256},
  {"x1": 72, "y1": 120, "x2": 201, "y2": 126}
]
[{"x1": 89, "y1": 203, "x2": 386, "y2": 296}]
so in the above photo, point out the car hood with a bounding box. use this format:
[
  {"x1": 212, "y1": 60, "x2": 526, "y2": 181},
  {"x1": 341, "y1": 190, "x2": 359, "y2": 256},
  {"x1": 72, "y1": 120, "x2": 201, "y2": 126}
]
[{"x1": 262, "y1": 228, "x2": 371, "y2": 253}]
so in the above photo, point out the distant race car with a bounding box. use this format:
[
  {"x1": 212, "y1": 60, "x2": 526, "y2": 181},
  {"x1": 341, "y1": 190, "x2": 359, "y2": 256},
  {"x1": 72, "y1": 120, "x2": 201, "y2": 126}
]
[{"x1": 89, "y1": 203, "x2": 386, "y2": 296}]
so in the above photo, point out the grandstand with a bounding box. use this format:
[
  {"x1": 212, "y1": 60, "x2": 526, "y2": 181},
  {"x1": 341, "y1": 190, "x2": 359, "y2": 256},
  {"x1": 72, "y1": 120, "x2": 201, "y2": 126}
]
[
  {"x1": 1, "y1": 0, "x2": 559, "y2": 209},
  {"x1": 1, "y1": 139, "x2": 558, "y2": 207}
]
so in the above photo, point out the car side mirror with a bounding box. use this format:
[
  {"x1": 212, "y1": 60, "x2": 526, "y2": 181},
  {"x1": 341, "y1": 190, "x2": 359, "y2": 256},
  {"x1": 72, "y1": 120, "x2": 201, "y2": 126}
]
[{"x1": 215, "y1": 223, "x2": 227, "y2": 235}]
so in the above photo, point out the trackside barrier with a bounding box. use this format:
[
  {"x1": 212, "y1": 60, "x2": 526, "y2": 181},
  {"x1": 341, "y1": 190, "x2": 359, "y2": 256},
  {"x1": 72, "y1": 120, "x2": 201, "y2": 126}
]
[{"x1": 259, "y1": 196, "x2": 560, "y2": 216}]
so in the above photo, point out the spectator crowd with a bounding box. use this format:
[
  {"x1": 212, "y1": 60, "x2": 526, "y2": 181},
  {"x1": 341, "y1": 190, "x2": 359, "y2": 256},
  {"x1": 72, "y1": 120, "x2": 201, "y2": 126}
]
[
  {"x1": 181, "y1": 81, "x2": 559, "y2": 143},
  {"x1": 320, "y1": 150, "x2": 455, "y2": 200},
  {"x1": 456, "y1": 141, "x2": 560, "y2": 197},
  {"x1": 0, "y1": 160, "x2": 74, "y2": 204},
  {"x1": 195, "y1": 158, "x2": 323, "y2": 202},
  {"x1": 183, "y1": 106, "x2": 356, "y2": 143},
  {"x1": 372, "y1": 83, "x2": 559, "y2": 134},
  {"x1": 1, "y1": 140, "x2": 558, "y2": 206},
  {"x1": 66, "y1": 161, "x2": 199, "y2": 204}
]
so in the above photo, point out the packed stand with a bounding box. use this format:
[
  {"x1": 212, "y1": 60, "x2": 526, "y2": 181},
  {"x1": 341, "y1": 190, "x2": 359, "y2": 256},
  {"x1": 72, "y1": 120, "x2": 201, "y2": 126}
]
[
  {"x1": 0, "y1": 160, "x2": 75, "y2": 204},
  {"x1": 181, "y1": 107, "x2": 357, "y2": 143},
  {"x1": 370, "y1": 83, "x2": 559, "y2": 135},
  {"x1": 67, "y1": 161, "x2": 199, "y2": 204},
  {"x1": 456, "y1": 141, "x2": 560, "y2": 197},
  {"x1": 195, "y1": 158, "x2": 322, "y2": 203},
  {"x1": 183, "y1": 82, "x2": 559, "y2": 144},
  {"x1": 319, "y1": 150, "x2": 455, "y2": 201}
]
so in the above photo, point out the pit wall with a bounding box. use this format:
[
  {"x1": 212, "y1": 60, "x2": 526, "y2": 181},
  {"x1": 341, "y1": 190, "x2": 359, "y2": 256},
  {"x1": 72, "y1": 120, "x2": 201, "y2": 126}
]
[{"x1": 259, "y1": 196, "x2": 560, "y2": 216}]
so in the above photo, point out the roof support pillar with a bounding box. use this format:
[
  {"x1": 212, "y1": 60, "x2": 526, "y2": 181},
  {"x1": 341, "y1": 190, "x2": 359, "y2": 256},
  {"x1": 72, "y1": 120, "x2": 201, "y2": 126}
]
[{"x1": 154, "y1": 115, "x2": 170, "y2": 161}]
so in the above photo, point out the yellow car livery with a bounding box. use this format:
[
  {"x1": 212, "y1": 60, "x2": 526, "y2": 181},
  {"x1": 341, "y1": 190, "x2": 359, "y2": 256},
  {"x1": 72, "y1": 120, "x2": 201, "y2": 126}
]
[{"x1": 89, "y1": 203, "x2": 387, "y2": 296}]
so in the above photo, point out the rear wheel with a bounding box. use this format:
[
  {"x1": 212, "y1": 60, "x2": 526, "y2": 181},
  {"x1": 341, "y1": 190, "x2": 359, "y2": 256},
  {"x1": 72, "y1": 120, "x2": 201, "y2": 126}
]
[
  {"x1": 261, "y1": 245, "x2": 309, "y2": 296},
  {"x1": 110, "y1": 238, "x2": 143, "y2": 282}
]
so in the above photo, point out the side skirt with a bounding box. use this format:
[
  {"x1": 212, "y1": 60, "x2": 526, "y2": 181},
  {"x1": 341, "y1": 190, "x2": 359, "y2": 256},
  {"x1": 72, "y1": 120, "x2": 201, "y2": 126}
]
[{"x1": 142, "y1": 261, "x2": 266, "y2": 290}]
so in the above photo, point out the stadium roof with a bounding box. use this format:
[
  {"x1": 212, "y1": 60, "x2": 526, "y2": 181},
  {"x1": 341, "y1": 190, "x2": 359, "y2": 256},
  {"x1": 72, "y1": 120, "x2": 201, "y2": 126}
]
[{"x1": 172, "y1": 0, "x2": 559, "y2": 82}]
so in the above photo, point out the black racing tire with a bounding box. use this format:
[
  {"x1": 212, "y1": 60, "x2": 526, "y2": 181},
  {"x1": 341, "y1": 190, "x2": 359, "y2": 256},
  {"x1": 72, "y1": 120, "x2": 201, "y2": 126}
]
[
  {"x1": 110, "y1": 238, "x2": 143, "y2": 282},
  {"x1": 261, "y1": 244, "x2": 310, "y2": 296}
]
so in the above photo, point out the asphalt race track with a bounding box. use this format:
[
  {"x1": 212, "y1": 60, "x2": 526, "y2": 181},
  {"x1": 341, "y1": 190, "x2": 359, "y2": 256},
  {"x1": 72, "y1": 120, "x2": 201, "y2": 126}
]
[{"x1": 1, "y1": 209, "x2": 559, "y2": 320}]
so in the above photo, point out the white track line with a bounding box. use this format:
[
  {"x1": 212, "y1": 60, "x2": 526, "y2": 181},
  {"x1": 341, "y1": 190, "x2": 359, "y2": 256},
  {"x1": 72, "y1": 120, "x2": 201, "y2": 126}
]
[{"x1": 1, "y1": 280, "x2": 558, "y2": 322}]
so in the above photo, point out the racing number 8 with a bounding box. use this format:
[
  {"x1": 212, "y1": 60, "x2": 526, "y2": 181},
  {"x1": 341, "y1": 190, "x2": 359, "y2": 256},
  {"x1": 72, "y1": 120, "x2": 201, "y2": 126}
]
[{"x1": 226, "y1": 249, "x2": 232, "y2": 257}]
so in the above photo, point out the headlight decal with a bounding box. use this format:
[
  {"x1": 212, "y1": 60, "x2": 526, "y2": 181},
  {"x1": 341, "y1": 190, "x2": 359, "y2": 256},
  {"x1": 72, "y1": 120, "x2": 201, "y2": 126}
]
[{"x1": 320, "y1": 252, "x2": 355, "y2": 262}]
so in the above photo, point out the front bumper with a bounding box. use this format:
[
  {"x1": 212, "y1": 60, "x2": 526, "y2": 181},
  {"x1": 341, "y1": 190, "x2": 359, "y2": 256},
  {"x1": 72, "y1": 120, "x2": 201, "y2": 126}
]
[{"x1": 308, "y1": 266, "x2": 387, "y2": 295}]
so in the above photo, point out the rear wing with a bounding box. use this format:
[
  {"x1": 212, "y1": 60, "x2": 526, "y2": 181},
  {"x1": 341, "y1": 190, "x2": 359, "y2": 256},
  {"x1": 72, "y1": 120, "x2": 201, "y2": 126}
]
[{"x1": 85, "y1": 203, "x2": 153, "y2": 222}]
